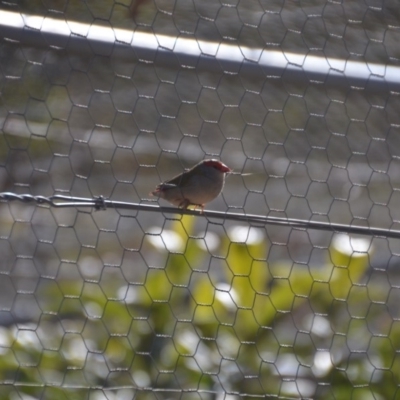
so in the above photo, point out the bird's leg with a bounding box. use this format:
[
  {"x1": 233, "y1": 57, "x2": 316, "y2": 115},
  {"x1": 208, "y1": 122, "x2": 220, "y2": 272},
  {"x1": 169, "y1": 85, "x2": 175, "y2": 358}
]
[
  {"x1": 178, "y1": 199, "x2": 190, "y2": 209},
  {"x1": 178, "y1": 199, "x2": 204, "y2": 213}
]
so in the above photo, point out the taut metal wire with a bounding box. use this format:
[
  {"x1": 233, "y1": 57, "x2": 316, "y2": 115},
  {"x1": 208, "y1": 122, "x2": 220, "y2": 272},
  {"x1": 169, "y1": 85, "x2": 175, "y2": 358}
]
[{"x1": 1, "y1": 192, "x2": 400, "y2": 239}]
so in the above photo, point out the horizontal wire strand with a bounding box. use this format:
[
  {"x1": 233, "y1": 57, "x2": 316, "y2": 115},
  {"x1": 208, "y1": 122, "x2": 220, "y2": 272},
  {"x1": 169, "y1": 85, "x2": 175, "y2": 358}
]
[{"x1": 1, "y1": 192, "x2": 400, "y2": 239}]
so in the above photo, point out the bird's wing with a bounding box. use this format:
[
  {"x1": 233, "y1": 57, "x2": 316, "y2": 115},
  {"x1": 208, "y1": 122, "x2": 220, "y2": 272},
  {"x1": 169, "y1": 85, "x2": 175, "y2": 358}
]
[
  {"x1": 155, "y1": 183, "x2": 177, "y2": 190},
  {"x1": 164, "y1": 170, "x2": 191, "y2": 186}
]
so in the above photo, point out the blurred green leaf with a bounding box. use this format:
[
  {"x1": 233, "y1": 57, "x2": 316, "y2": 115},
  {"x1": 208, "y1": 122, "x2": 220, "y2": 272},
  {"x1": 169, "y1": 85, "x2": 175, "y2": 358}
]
[
  {"x1": 105, "y1": 336, "x2": 134, "y2": 369},
  {"x1": 269, "y1": 279, "x2": 295, "y2": 313},
  {"x1": 328, "y1": 235, "x2": 370, "y2": 300},
  {"x1": 144, "y1": 269, "x2": 172, "y2": 302},
  {"x1": 102, "y1": 301, "x2": 132, "y2": 335},
  {"x1": 288, "y1": 263, "x2": 314, "y2": 297},
  {"x1": 191, "y1": 275, "x2": 214, "y2": 307},
  {"x1": 165, "y1": 253, "x2": 192, "y2": 286}
]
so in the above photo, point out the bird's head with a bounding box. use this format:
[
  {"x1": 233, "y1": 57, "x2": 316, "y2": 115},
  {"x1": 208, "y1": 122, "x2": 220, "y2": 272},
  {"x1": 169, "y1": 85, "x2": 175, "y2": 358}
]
[{"x1": 201, "y1": 159, "x2": 232, "y2": 174}]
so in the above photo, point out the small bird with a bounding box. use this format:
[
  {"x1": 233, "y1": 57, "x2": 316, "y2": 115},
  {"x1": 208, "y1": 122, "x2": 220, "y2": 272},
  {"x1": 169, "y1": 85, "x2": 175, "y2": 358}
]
[{"x1": 150, "y1": 159, "x2": 232, "y2": 212}]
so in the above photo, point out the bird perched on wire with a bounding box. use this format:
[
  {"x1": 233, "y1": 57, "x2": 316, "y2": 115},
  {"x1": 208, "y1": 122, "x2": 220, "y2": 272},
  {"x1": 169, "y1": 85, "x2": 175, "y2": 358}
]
[{"x1": 150, "y1": 159, "x2": 232, "y2": 212}]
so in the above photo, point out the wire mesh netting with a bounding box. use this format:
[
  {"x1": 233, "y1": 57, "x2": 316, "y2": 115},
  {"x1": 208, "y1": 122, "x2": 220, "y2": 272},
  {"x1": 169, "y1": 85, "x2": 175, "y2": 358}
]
[{"x1": 1, "y1": 1, "x2": 400, "y2": 399}]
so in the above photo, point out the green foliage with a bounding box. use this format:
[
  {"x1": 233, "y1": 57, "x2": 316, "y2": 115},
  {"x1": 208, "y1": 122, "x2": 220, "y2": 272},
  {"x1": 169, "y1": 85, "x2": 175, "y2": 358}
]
[{"x1": 0, "y1": 218, "x2": 398, "y2": 399}]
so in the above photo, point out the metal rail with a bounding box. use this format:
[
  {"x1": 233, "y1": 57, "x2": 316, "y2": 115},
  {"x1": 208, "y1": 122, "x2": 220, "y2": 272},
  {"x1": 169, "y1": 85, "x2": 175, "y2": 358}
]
[{"x1": 0, "y1": 9, "x2": 398, "y2": 91}]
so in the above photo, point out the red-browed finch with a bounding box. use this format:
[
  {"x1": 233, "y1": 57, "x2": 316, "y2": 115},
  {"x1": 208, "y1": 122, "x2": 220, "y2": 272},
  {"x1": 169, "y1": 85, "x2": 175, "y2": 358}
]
[{"x1": 150, "y1": 159, "x2": 232, "y2": 212}]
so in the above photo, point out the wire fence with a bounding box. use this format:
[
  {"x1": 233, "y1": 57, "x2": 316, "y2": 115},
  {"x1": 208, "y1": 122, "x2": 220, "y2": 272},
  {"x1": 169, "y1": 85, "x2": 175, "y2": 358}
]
[{"x1": 1, "y1": 1, "x2": 400, "y2": 399}]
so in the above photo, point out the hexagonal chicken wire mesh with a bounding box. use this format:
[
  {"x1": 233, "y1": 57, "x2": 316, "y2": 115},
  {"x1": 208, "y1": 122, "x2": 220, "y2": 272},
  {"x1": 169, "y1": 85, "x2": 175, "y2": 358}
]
[{"x1": 1, "y1": 1, "x2": 400, "y2": 399}]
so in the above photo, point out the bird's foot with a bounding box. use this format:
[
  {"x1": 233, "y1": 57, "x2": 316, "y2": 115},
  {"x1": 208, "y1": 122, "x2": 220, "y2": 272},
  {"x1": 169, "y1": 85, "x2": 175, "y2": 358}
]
[{"x1": 192, "y1": 204, "x2": 205, "y2": 214}]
